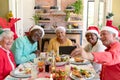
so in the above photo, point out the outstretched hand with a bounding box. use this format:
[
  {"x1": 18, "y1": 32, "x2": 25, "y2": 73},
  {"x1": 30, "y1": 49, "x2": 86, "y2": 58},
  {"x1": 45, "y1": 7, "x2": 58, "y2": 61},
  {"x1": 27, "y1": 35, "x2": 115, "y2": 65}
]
[
  {"x1": 71, "y1": 43, "x2": 82, "y2": 57},
  {"x1": 70, "y1": 46, "x2": 94, "y2": 60},
  {"x1": 70, "y1": 47, "x2": 83, "y2": 57}
]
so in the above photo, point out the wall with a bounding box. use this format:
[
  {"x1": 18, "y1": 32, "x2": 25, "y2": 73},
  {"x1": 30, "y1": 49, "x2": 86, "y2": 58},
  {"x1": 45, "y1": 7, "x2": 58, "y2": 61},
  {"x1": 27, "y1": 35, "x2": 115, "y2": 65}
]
[
  {"x1": 22, "y1": 0, "x2": 35, "y2": 32},
  {"x1": 0, "y1": 0, "x2": 9, "y2": 18},
  {"x1": 35, "y1": 0, "x2": 76, "y2": 11},
  {"x1": 112, "y1": 0, "x2": 120, "y2": 27},
  {"x1": 9, "y1": 0, "x2": 79, "y2": 36},
  {"x1": 35, "y1": 0, "x2": 81, "y2": 29}
]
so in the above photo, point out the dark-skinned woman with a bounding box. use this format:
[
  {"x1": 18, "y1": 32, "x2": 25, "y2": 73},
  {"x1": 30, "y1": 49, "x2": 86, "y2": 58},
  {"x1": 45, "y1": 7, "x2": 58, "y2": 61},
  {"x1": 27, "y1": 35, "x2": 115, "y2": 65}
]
[
  {"x1": 11, "y1": 25, "x2": 44, "y2": 65},
  {"x1": 84, "y1": 26, "x2": 106, "y2": 73}
]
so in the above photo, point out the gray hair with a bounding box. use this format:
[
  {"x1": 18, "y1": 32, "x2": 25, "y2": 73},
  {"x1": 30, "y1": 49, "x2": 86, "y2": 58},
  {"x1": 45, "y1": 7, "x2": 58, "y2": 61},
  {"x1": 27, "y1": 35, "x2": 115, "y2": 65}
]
[
  {"x1": 0, "y1": 30, "x2": 14, "y2": 41},
  {"x1": 108, "y1": 31, "x2": 117, "y2": 37},
  {"x1": 108, "y1": 31, "x2": 119, "y2": 40},
  {"x1": 55, "y1": 26, "x2": 66, "y2": 33}
]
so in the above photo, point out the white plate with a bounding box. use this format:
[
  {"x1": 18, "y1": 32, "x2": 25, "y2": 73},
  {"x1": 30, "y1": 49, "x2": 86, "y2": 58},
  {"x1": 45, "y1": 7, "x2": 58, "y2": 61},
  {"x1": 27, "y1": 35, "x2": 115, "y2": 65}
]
[
  {"x1": 47, "y1": 56, "x2": 68, "y2": 66},
  {"x1": 69, "y1": 72, "x2": 94, "y2": 80},
  {"x1": 69, "y1": 73, "x2": 82, "y2": 80},
  {"x1": 47, "y1": 60, "x2": 67, "y2": 66},
  {"x1": 10, "y1": 68, "x2": 31, "y2": 78},
  {"x1": 56, "y1": 61, "x2": 67, "y2": 66},
  {"x1": 69, "y1": 58, "x2": 90, "y2": 65},
  {"x1": 35, "y1": 78, "x2": 50, "y2": 80}
]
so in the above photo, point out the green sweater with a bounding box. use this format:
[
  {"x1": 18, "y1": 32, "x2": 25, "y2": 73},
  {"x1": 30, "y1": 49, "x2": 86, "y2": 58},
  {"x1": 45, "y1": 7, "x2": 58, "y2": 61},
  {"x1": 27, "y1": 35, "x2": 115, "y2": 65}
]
[{"x1": 11, "y1": 36, "x2": 37, "y2": 64}]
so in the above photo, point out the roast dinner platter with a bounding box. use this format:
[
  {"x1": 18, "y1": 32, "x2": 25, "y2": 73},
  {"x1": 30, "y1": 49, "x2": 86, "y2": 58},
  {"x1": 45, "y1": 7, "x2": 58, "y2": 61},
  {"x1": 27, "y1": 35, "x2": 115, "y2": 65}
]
[
  {"x1": 10, "y1": 67, "x2": 31, "y2": 78},
  {"x1": 70, "y1": 67, "x2": 94, "y2": 80},
  {"x1": 47, "y1": 55, "x2": 69, "y2": 66},
  {"x1": 10, "y1": 63, "x2": 32, "y2": 78},
  {"x1": 69, "y1": 57, "x2": 90, "y2": 65},
  {"x1": 35, "y1": 78, "x2": 50, "y2": 80}
]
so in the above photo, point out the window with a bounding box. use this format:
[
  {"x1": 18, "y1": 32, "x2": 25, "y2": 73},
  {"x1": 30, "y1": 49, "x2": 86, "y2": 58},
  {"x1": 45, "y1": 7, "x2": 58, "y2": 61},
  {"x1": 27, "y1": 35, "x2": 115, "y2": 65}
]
[
  {"x1": 98, "y1": 0, "x2": 104, "y2": 29},
  {"x1": 87, "y1": 0, "x2": 105, "y2": 29},
  {"x1": 87, "y1": 0, "x2": 95, "y2": 26}
]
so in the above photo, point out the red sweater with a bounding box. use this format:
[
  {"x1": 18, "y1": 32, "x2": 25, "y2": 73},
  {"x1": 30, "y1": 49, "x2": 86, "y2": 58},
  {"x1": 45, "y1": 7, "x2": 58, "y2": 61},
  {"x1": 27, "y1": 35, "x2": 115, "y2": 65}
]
[
  {"x1": 93, "y1": 41, "x2": 120, "y2": 80},
  {"x1": 0, "y1": 48, "x2": 16, "y2": 80}
]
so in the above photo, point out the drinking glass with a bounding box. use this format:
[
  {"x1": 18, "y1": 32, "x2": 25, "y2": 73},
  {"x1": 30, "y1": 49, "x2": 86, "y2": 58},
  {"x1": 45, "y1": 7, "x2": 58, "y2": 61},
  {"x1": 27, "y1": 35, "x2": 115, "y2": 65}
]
[
  {"x1": 65, "y1": 64, "x2": 71, "y2": 76},
  {"x1": 34, "y1": 58, "x2": 39, "y2": 65},
  {"x1": 40, "y1": 52, "x2": 46, "y2": 61},
  {"x1": 38, "y1": 60, "x2": 45, "y2": 72},
  {"x1": 31, "y1": 65, "x2": 38, "y2": 79}
]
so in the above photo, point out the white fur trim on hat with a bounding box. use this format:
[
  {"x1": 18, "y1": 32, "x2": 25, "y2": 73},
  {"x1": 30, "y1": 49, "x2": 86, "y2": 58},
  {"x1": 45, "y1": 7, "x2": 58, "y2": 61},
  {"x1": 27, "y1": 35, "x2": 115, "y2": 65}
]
[
  {"x1": 86, "y1": 30, "x2": 99, "y2": 37},
  {"x1": 55, "y1": 26, "x2": 66, "y2": 33},
  {"x1": 30, "y1": 25, "x2": 45, "y2": 38},
  {"x1": 101, "y1": 26, "x2": 118, "y2": 37},
  {"x1": 3, "y1": 28, "x2": 10, "y2": 31}
]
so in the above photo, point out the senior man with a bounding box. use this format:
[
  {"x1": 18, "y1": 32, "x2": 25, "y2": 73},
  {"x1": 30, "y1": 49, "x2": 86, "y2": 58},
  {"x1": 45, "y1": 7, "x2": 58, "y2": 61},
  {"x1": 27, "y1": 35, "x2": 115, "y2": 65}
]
[{"x1": 71, "y1": 26, "x2": 120, "y2": 80}]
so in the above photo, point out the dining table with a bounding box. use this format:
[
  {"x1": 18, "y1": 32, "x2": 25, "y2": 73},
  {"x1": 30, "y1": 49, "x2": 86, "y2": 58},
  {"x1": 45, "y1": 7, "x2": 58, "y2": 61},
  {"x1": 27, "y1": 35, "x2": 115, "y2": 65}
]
[{"x1": 5, "y1": 56, "x2": 100, "y2": 80}]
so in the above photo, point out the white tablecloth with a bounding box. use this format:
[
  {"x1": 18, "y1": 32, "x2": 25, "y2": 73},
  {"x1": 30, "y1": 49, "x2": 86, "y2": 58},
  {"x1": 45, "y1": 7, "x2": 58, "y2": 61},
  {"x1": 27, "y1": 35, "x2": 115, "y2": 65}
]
[{"x1": 5, "y1": 62, "x2": 100, "y2": 80}]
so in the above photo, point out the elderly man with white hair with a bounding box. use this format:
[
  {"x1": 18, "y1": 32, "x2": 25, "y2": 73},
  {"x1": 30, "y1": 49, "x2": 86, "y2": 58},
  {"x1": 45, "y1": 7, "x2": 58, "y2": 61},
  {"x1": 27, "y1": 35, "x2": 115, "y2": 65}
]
[
  {"x1": 71, "y1": 25, "x2": 120, "y2": 80},
  {"x1": 11, "y1": 25, "x2": 44, "y2": 65},
  {"x1": 47, "y1": 26, "x2": 73, "y2": 54}
]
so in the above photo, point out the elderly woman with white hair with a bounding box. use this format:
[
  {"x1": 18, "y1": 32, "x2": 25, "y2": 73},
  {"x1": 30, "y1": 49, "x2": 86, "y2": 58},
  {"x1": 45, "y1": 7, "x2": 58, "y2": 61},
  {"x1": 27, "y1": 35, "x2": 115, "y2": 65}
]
[
  {"x1": 0, "y1": 29, "x2": 16, "y2": 80},
  {"x1": 47, "y1": 26, "x2": 73, "y2": 54},
  {"x1": 11, "y1": 25, "x2": 44, "y2": 65}
]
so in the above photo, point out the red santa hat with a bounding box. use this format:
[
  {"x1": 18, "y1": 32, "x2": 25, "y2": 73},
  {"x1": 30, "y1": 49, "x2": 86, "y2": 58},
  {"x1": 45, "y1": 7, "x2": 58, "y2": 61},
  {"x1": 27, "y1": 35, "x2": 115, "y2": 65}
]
[
  {"x1": 85, "y1": 26, "x2": 99, "y2": 37},
  {"x1": 101, "y1": 26, "x2": 119, "y2": 37},
  {"x1": 29, "y1": 25, "x2": 45, "y2": 38}
]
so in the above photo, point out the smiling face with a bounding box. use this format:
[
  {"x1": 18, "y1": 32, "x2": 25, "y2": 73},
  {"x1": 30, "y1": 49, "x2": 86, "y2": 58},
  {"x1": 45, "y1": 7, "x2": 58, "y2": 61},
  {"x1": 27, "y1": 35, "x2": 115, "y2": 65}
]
[
  {"x1": 56, "y1": 30, "x2": 66, "y2": 40},
  {"x1": 100, "y1": 30, "x2": 115, "y2": 47},
  {"x1": 85, "y1": 33, "x2": 98, "y2": 46},
  {"x1": 29, "y1": 29, "x2": 42, "y2": 43},
  {"x1": 0, "y1": 35, "x2": 14, "y2": 50}
]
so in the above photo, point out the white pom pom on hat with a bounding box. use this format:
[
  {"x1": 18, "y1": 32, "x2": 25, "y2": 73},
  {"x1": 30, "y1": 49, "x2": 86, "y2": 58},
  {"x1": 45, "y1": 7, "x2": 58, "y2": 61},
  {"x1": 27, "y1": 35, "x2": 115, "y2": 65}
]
[
  {"x1": 85, "y1": 26, "x2": 99, "y2": 37},
  {"x1": 29, "y1": 25, "x2": 44, "y2": 38},
  {"x1": 55, "y1": 26, "x2": 66, "y2": 33},
  {"x1": 101, "y1": 26, "x2": 119, "y2": 37}
]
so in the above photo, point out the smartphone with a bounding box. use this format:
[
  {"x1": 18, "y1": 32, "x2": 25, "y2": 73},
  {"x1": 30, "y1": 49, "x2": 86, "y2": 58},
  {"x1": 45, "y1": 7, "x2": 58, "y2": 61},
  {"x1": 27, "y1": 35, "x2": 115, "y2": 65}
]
[{"x1": 59, "y1": 46, "x2": 76, "y2": 55}]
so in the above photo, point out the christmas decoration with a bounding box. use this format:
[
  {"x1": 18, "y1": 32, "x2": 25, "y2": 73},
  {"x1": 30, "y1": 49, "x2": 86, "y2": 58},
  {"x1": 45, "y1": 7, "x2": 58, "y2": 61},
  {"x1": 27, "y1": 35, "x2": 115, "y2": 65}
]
[{"x1": 0, "y1": 17, "x2": 20, "y2": 40}]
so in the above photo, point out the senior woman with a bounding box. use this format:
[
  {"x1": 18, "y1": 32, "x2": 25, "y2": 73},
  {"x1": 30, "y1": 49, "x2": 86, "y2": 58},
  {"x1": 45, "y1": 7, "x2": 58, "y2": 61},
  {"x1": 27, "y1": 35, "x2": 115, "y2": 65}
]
[
  {"x1": 47, "y1": 26, "x2": 73, "y2": 54},
  {"x1": 11, "y1": 25, "x2": 44, "y2": 65},
  {"x1": 0, "y1": 29, "x2": 16, "y2": 80},
  {"x1": 84, "y1": 26, "x2": 106, "y2": 73}
]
